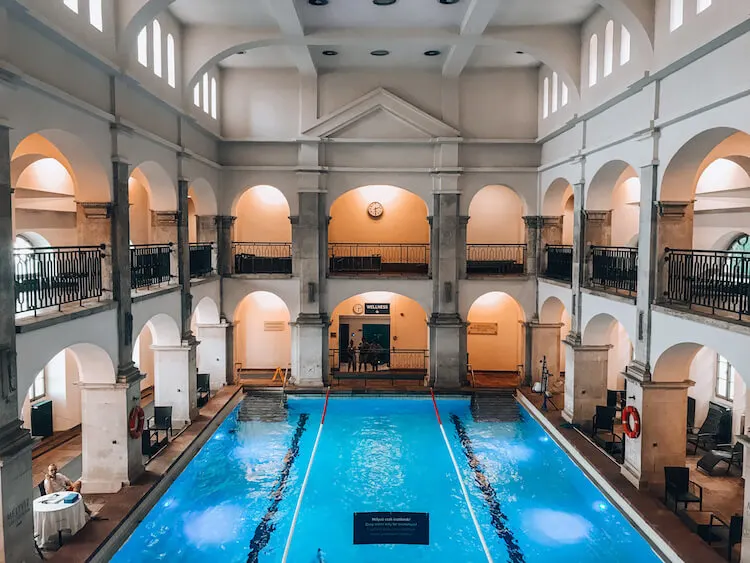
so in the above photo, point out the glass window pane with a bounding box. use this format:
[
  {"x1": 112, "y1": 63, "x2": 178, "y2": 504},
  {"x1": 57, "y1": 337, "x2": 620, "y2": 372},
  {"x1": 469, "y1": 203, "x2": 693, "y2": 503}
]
[
  {"x1": 697, "y1": 0, "x2": 711, "y2": 14},
  {"x1": 167, "y1": 34, "x2": 176, "y2": 88},
  {"x1": 89, "y1": 0, "x2": 103, "y2": 31},
  {"x1": 620, "y1": 26, "x2": 631, "y2": 65},
  {"x1": 551, "y1": 73, "x2": 558, "y2": 113},
  {"x1": 561, "y1": 83, "x2": 569, "y2": 107},
  {"x1": 670, "y1": 0, "x2": 684, "y2": 31},
  {"x1": 542, "y1": 77, "x2": 549, "y2": 118},
  {"x1": 193, "y1": 83, "x2": 200, "y2": 107},
  {"x1": 211, "y1": 77, "x2": 218, "y2": 119},
  {"x1": 64, "y1": 0, "x2": 79, "y2": 13},
  {"x1": 153, "y1": 21, "x2": 162, "y2": 77},
  {"x1": 589, "y1": 35, "x2": 598, "y2": 87},
  {"x1": 604, "y1": 20, "x2": 614, "y2": 76},
  {"x1": 202, "y1": 74, "x2": 210, "y2": 113},
  {"x1": 137, "y1": 27, "x2": 148, "y2": 67}
]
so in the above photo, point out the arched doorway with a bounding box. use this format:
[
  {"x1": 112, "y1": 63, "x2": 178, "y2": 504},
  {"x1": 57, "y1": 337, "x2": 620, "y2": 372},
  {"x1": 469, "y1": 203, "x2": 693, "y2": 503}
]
[
  {"x1": 191, "y1": 297, "x2": 226, "y2": 391},
  {"x1": 328, "y1": 185, "x2": 430, "y2": 275},
  {"x1": 539, "y1": 296, "x2": 572, "y2": 384},
  {"x1": 541, "y1": 178, "x2": 575, "y2": 281}
]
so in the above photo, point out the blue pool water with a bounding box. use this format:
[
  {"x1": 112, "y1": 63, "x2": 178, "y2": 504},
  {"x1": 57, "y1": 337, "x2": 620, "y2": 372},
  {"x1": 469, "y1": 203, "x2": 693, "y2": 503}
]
[{"x1": 113, "y1": 397, "x2": 663, "y2": 563}]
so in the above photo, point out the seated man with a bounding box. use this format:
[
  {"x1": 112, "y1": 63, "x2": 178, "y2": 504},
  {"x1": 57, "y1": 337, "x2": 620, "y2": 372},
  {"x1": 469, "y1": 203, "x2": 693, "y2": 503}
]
[{"x1": 44, "y1": 464, "x2": 81, "y2": 494}]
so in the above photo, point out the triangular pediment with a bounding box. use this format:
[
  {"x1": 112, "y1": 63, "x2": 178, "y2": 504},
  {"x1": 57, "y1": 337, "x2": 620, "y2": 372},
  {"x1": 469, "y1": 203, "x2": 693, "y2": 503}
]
[{"x1": 303, "y1": 88, "x2": 459, "y2": 140}]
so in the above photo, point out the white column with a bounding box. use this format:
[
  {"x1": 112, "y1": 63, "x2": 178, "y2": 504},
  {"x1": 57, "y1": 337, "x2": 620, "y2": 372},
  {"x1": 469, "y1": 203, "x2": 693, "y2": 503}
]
[
  {"x1": 562, "y1": 339, "x2": 611, "y2": 425},
  {"x1": 152, "y1": 342, "x2": 197, "y2": 427},
  {"x1": 739, "y1": 435, "x2": 750, "y2": 562},
  {"x1": 79, "y1": 382, "x2": 135, "y2": 494},
  {"x1": 195, "y1": 321, "x2": 228, "y2": 391}
]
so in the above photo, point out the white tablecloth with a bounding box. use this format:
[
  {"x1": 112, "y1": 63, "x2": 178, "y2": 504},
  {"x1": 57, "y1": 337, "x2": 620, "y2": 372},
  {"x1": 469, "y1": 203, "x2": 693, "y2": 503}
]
[{"x1": 33, "y1": 492, "x2": 86, "y2": 543}]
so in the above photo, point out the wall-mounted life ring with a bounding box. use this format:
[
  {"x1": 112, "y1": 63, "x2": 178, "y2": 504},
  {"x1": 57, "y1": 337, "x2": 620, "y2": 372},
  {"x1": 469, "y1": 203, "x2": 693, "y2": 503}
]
[
  {"x1": 128, "y1": 406, "x2": 145, "y2": 439},
  {"x1": 622, "y1": 406, "x2": 641, "y2": 439}
]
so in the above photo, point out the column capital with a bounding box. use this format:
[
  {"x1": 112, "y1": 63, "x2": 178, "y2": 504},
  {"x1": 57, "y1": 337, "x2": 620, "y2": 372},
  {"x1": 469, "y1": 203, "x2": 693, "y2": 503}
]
[
  {"x1": 656, "y1": 200, "x2": 693, "y2": 218},
  {"x1": 78, "y1": 202, "x2": 113, "y2": 219},
  {"x1": 523, "y1": 215, "x2": 544, "y2": 229},
  {"x1": 215, "y1": 215, "x2": 237, "y2": 228},
  {"x1": 0, "y1": 420, "x2": 33, "y2": 458},
  {"x1": 582, "y1": 209, "x2": 612, "y2": 222},
  {"x1": 541, "y1": 215, "x2": 564, "y2": 227},
  {"x1": 151, "y1": 210, "x2": 179, "y2": 226},
  {"x1": 116, "y1": 362, "x2": 144, "y2": 385}
]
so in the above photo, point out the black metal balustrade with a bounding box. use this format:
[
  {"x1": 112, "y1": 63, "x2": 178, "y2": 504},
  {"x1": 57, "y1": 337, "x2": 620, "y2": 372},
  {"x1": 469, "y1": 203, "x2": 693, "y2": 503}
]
[
  {"x1": 131, "y1": 243, "x2": 173, "y2": 289},
  {"x1": 233, "y1": 242, "x2": 292, "y2": 274},
  {"x1": 544, "y1": 245, "x2": 573, "y2": 282},
  {"x1": 329, "y1": 348, "x2": 428, "y2": 385},
  {"x1": 466, "y1": 244, "x2": 526, "y2": 275},
  {"x1": 590, "y1": 246, "x2": 638, "y2": 295},
  {"x1": 665, "y1": 248, "x2": 750, "y2": 321},
  {"x1": 14, "y1": 245, "x2": 106, "y2": 315},
  {"x1": 328, "y1": 243, "x2": 430, "y2": 275},
  {"x1": 189, "y1": 243, "x2": 213, "y2": 278}
]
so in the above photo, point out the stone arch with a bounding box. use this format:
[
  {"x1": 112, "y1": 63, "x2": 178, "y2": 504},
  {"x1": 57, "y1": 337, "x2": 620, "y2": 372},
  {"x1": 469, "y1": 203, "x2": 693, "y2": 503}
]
[
  {"x1": 234, "y1": 291, "x2": 292, "y2": 371},
  {"x1": 467, "y1": 185, "x2": 527, "y2": 245},
  {"x1": 543, "y1": 177, "x2": 574, "y2": 215},
  {"x1": 467, "y1": 292, "x2": 526, "y2": 373},
  {"x1": 582, "y1": 312, "x2": 633, "y2": 391},
  {"x1": 192, "y1": 296, "x2": 221, "y2": 325},
  {"x1": 188, "y1": 178, "x2": 218, "y2": 216},
  {"x1": 586, "y1": 160, "x2": 638, "y2": 211},
  {"x1": 232, "y1": 185, "x2": 292, "y2": 243},
  {"x1": 143, "y1": 313, "x2": 182, "y2": 347},
  {"x1": 11, "y1": 130, "x2": 111, "y2": 203},
  {"x1": 130, "y1": 161, "x2": 177, "y2": 212},
  {"x1": 540, "y1": 296, "x2": 567, "y2": 324}
]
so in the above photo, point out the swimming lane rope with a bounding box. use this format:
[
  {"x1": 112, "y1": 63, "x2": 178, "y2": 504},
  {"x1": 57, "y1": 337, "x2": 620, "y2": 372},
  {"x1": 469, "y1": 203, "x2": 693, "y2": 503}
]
[
  {"x1": 280, "y1": 386, "x2": 331, "y2": 562},
  {"x1": 431, "y1": 389, "x2": 494, "y2": 563}
]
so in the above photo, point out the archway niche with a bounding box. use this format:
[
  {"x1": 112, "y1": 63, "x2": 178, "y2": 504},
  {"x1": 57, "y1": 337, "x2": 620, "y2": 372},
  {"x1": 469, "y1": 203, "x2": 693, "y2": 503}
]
[
  {"x1": 467, "y1": 292, "x2": 525, "y2": 378},
  {"x1": 191, "y1": 297, "x2": 227, "y2": 391},
  {"x1": 234, "y1": 291, "x2": 292, "y2": 378}
]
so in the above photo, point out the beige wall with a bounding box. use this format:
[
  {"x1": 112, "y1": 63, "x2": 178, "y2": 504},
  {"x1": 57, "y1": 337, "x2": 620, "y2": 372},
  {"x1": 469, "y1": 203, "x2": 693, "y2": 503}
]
[
  {"x1": 187, "y1": 197, "x2": 197, "y2": 243},
  {"x1": 329, "y1": 292, "x2": 428, "y2": 353},
  {"x1": 467, "y1": 292, "x2": 524, "y2": 371},
  {"x1": 235, "y1": 292, "x2": 291, "y2": 369},
  {"x1": 329, "y1": 186, "x2": 429, "y2": 244},
  {"x1": 129, "y1": 178, "x2": 151, "y2": 245},
  {"x1": 234, "y1": 186, "x2": 292, "y2": 242},
  {"x1": 607, "y1": 321, "x2": 632, "y2": 389},
  {"x1": 562, "y1": 195, "x2": 575, "y2": 245},
  {"x1": 135, "y1": 324, "x2": 155, "y2": 390},
  {"x1": 467, "y1": 185, "x2": 524, "y2": 244},
  {"x1": 21, "y1": 349, "x2": 81, "y2": 434},
  {"x1": 611, "y1": 177, "x2": 640, "y2": 246}
]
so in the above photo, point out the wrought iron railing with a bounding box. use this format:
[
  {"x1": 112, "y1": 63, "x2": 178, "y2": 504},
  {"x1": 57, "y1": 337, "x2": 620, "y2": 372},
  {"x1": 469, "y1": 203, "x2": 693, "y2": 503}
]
[
  {"x1": 544, "y1": 245, "x2": 573, "y2": 282},
  {"x1": 590, "y1": 246, "x2": 638, "y2": 295},
  {"x1": 233, "y1": 242, "x2": 292, "y2": 274},
  {"x1": 466, "y1": 244, "x2": 526, "y2": 275},
  {"x1": 329, "y1": 348, "x2": 428, "y2": 380},
  {"x1": 130, "y1": 243, "x2": 173, "y2": 290},
  {"x1": 328, "y1": 243, "x2": 430, "y2": 275},
  {"x1": 14, "y1": 245, "x2": 106, "y2": 315},
  {"x1": 665, "y1": 248, "x2": 750, "y2": 321},
  {"x1": 189, "y1": 243, "x2": 213, "y2": 278}
]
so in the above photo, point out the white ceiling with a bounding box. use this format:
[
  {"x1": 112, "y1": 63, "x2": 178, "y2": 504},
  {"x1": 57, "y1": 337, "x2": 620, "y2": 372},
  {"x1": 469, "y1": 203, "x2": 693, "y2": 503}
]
[{"x1": 170, "y1": 0, "x2": 600, "y2": 71}]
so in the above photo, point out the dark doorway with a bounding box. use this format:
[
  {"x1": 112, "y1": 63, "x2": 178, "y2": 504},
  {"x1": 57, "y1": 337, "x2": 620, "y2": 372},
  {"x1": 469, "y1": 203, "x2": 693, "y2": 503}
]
[
  {"x1": 363, "y1": 323, "x2": 390, "y2": 368},
  {"x1": 339, "y1": 322, "x2": 350, "y2": 368}
]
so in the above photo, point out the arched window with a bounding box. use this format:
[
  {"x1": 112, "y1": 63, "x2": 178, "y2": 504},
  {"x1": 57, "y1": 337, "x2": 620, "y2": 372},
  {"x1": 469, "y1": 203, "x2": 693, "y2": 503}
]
[
  {"x1": 29, "y1": 370, "x2": 46, "y2": 402},
  {"x1": 89, "y1": 0, "x2": 103, "y2": 30},
  {"x1": 561, "y1": 83, "x2": 569, "y2": 107},
  {"x1": 588, "y1": 34, "x2": 598, "y2": 87},
  {"x1": 604, "y1": 20, "x2": 614, "y2": 76},
  {"x1": 167, "y1": 34, "x2": 176, "y2": 88},
  {"x1": 729, "y1": 234, "x2": 750, "y2": 253},
  {"x1": 620, "y1": 26, "x2": 631, "y2": 65},
  {"x1": 153, "y1": 21, "x2": 162, "y2": 77},
  {"x1": 63, "y1": 0, "x2": 79, "y2": 13},
  {"x1": 715, "y1": 355, "x2": 735, "y2": 401},
  {"x1": 551, "y1": 72, "x2": 559, "y2": 113},
  {"x1": 670, "y1": 0, "x2": 684, "y2": 31},
  {"x1": 137, "y1": 27, "x2": 148, "y2": 67},
  {"x1": 542, "y1": 77, "x2": 549, "y2": 118},
  {"x1": 211, "y1": 77, "x2": 218, "y2": 119},
  {"x1": 697, "y1": 0, "x2": 711, "y2": 14},
  {"x1": 193, "y1": 83, "x2": 201, "y2": 107},
  {"x1": 202, "y1": 74, "x2": 210, "y2": 113}
]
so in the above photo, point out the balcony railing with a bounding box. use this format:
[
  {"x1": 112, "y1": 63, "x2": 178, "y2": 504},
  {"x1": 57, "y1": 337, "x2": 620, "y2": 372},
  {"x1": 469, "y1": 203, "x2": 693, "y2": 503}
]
[
  {"x1": 665, "y1": 248, "x2": 750, "y2": 321},
  {"x1": 14, "y1": 245, "x2": 106, "y2": 315},
  {"x1": 544, "y1": 245, "x2": 573, "y2": 282},
  {"x1": 590, "y1": 246, "x2": 638, "y2": 296},
  {"x1": 131, "y1": 243, "x2": 172, "y2": 290},
  {"x1": 233, "y1": 242, "x2": 292, "y2": 274},
  {"x1": 466, "y1": 244, "x2": 526, "y2": 275},
  {"x1": 328, "y1": 243, "x2": 430, "y2": 275},
  {"x1": 189, "y1": 243, "x2": 213, "y2": 279},
  {"x1": 329, "y1": 348, "x2": 428, "y2": 382}
]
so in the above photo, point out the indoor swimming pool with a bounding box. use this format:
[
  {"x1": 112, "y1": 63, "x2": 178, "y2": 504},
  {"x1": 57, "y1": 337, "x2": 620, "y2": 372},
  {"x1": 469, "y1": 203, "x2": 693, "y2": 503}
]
[{"x1": 111, "y1": 396, "x2": 663, "y2": 562}]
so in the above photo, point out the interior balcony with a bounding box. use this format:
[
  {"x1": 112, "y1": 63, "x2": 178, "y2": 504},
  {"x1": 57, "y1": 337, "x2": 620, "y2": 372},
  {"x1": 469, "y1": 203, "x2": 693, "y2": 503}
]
[
  {"x1": 542, "y1": 244, "x2": 573, "y2": 284},
  {"x1": 328, "y1": 242, "x2": 430, "y2": 278},
  {"x1": 586, "y1": 245, "x2": 638, "y2": 298},
  {"x1": 232, "y1": 242, "x2": 292, "y2": 275},
  {"x1": 466, "y1": 243, "x2": 526, "y2": 277}
]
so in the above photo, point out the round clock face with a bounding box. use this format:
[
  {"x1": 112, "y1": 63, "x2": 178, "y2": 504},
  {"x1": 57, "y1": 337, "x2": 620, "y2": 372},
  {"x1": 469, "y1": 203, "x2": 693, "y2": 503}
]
[
  {"x1": 353, "y1": 304, "x2": 364, "y2": 315},
  {"x1": 367, "y1": 201, "x2": 384, "y2": 218}
]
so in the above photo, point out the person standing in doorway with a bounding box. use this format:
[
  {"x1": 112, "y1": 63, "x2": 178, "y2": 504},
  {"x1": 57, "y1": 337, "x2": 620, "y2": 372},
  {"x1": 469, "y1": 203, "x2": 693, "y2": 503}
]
[
  {"x1": 358, "y1": 339, "x2": 369, "y2": 372},
  {"x1": 347, "y1": 339, "x2": 356, "y2": 372}
]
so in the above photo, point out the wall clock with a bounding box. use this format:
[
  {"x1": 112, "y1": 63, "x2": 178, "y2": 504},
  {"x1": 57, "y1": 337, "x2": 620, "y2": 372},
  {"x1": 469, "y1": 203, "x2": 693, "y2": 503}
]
[
  {"x1": 353, "y1": 303, "x2": 364, "y2": 315},
  {"x1": 367, "y1": 201, "x2": 384, "y2": 219}
]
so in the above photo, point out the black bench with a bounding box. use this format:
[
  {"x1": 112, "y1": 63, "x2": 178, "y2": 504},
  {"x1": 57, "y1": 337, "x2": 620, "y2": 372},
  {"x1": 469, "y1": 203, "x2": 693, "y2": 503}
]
[{"x1": 333, "y1": 372, "x2": 425, "y2": 388}]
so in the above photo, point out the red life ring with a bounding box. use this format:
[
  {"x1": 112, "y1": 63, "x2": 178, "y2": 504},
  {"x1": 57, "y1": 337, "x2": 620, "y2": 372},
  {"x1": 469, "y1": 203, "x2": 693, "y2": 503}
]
[
  {"x1": 622, "y1": 406, "x2": 641, "y2": 439},
  {"x1": 128, "y1": 407, "x2": 145, "y2": 439}
]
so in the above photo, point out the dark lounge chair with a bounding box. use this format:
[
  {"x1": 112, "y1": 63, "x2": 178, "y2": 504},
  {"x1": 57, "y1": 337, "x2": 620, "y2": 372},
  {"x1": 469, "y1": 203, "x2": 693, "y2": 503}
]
[
  {"x1": 697, "y1": 442, "x2": 744, "y2": 476},
  {"x1": 687, "y1": 396, "x2": 696, "y2": 434},
  {"x1": 197, "y1": 373, "x2": 211, "y2": 408},
  {"x1": 37, "y1": 481, "x2": 46, "y2": 497},
  {"x1": 708, "y1": 514, "x2": 743, "y2": 562},
  {"x1": 688, "y1": 403, "x2": 728, "y2": 454},
  {"x1": 147, "y1": 406, "x2": 173, "y2": 437},
  {"x1": 591, "y1": 405, "x2": 623, "y2": 459},
  {"x1": 664, "y1": 466, "x2": 703, "y2": 512}
]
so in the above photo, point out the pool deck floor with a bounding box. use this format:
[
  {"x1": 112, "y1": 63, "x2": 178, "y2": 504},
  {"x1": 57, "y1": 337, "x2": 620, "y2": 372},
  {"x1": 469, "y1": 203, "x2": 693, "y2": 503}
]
[
  {"x1": 520, "y1": 388, "x2": 731, "y2": 563},
  {"x1": 43, "y1": 385, "x2": 242, "y2": 562}
]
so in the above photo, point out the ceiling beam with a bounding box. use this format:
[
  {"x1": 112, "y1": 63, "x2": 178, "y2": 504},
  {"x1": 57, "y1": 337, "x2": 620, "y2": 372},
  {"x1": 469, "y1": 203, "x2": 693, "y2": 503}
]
[
  {"x1": 442, "y1": 0, "x2": 502, "y2": 78},
  {"x1": 261, "y1": 0, "x2": 316, "y2": 75}
]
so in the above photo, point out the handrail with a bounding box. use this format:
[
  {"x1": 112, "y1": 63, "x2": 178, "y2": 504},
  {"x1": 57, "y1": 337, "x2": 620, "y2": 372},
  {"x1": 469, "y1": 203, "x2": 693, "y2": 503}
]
[
  {"x1": 282, "y1": 387, "x2": 331, "y2": 562},
  {"x1": 233, "y1": 242, "x2": 292, "y2": 274},
  {"x1": 466, "y1": 243, "x2": 526, "y2": 275},
  {"x1": 130, "y1": 243, "x2": 173, "y2": 290},
  {"x1": 328, "y1": 242, "x2": 430, "y2": 275},
  {"x1": 590, "y1": 245, "x2": 638, "y2": 295},
  {"x1": 544, "y1": 244, "x2": 573, "y2": 282}
]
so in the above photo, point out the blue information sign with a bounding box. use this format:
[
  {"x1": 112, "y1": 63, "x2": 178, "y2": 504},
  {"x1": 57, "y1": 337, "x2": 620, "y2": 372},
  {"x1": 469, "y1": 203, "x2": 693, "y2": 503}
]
[{"x1": 353, "y1": 512, "x2": 429, "y2": 545}]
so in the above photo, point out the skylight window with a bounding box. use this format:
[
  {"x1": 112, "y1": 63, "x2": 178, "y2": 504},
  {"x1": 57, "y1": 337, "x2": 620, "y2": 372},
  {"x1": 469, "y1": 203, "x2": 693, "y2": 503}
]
[
  {"x1": 543, "y1": 77, "x2": 549, "y2": 119},
  {"x1": 167, "y1": 34, "x2": 176, "y2": 88},
  {"x1": 63, "y1": 0, "x2": 79, "y2": 13},
  {"x1": 697, "y1": 0, "x2": 711, "y2": 14},
  {"x1": 603, "y1": 20, "x2": 614, "y2": 76},
  {"x1": 153, "y1": 21, "x2": 163, "y2": 77},
  {"x1": 137, "y1": 28, "x2": 148, "y2": 67},
  {"x1": 670, "y1": 0, "x2": 684, "y2": 31},
  {"x1": 211, "y1": 78, "x2": 218, "y2": 119},
  {"x1": 588, "y1": 34, "x2": 598, "y2": 87},
  {"x1": 89, "y1": 0, "x2": 103, "y2": 31},
  {"x1": 620, "y1": 26, "x2": 631, "y2": 65},
  {"x1": 552, "y1": 72, "x2": 559, "y2": 113}
]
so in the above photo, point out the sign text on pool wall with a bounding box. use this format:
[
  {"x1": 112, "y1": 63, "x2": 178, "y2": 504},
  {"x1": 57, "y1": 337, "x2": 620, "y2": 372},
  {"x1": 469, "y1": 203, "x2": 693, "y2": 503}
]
[
  {"x1": 353, "y1": 512, "x2": 429, "y2": 545},
  {"x1": 364, "y1": 303, "x2": 390, "y2": 315}
]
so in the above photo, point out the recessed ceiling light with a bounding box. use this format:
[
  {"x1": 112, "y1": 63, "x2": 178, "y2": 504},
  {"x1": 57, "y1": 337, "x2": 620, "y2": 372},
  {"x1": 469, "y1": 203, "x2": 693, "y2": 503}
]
[
  {"x1": 322, "y1": 50, "x2": 338, "y2": 56},
  {"x1": 373, "y1": 0, "x2": 397, "y2": 4},
  {"x1": 309, "y1": 0, "x2": 328, "y2": 5},
  {"x1": 236, "y1": 51, "x2": 246, "y2": 55},
  {"x1": 515, "y1": 51, "x2": 524, "y2": 55},
  {"x1": 370, "y1": 50, "x2": 390, "y2": 56},
  {"x1": 424, "y1": 50, "x2": 441, "y2": 57},
  {"x1": 438, "y1": 0, "x2": 460, "y2": 4}
]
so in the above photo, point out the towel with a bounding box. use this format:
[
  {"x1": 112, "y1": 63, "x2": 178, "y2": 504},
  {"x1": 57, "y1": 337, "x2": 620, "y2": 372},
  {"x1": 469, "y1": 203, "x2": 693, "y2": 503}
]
[{"x1": 62, "y1": 492, "x2": 79, "y2": 504}]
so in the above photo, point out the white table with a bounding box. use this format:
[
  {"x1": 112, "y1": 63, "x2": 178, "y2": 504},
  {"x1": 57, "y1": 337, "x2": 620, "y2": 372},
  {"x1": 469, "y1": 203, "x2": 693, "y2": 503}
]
[{"x1": 33, "y1": 492, "x2": 86, "y2": 547}]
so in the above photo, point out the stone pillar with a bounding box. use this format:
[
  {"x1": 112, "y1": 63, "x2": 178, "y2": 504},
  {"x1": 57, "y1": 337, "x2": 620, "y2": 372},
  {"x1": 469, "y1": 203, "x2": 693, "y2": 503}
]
[
  {"x1": 151, "y1": 210, "x2": 178, "y2": 281},
  {"x1": 196, "y1": 215, "x2": 218, "y2": 273},
  {"x1": 195, "y1": 321, "x2": 228, "y2": 391},
  {"x1": 656, "y1": 201, "x2": 694, "y2": 300},
  {"x1": 523, "y1": 216, "x2": 542, "y2": 276},
  {"x1": 539, "y1": 216, "x2": 563, "y2": 275},
  {"x1": 111, "y1": 160, "x2": 145, "y2": 487},
  {"x1": 178, "y1": 179, "x2": 198, "y2": 421},
  {"x1": 582, "y1": 210, "x2": 612, "y2": 286},
  {"x1": 429, "y1": 186, "x2": 466, "y2": 388},
  {"x1": 562, "y1": 338, "x2": 611, "y2": 425},
  {"x1": 458, "y1": 215, "x2": 468, "y2": 280},
  {"x1": 621, "y1": 372, "x2": 692, "y2": 490},
  {"x1": 224, "y1": 321, "x2": 235, "y2": 385},
  {"x1": 152, "y1": 344, "x2": 197, "y2": 426},
  {"x1": 215, "y1": 215, "x2": 236, "y2": 276},
  {"x1": 570, "y1": 182, "x2": 585, "y2": 336},
  {"x1": 739, "y1": 435, "x2": 750, "y2": 560},
  {"x1": 291, "y1": 187, "x2": 328, "y2": 387},
  {"x1": 526, "y1": 321, "x2": 564, "y2": 391},
  {"x1": 77, "y1": 203, "x2": 112, "y2": 299},
  {"x1": 0, "y1": 125, "x2": 35, "y2": 563}
]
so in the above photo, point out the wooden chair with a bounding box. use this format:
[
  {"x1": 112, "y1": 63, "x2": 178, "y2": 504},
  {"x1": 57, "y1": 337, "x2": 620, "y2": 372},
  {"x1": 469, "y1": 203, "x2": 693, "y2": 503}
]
[
  {"x1": 708, "y1": 514, "x2": 743, "y2": 562},
  {"x1": 664, "y1": 466, "x2": 703, "y2": 512}
]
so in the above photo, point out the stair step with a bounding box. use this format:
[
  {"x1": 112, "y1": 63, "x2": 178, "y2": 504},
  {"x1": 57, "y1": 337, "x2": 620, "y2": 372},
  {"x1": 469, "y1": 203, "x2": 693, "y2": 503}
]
[
  {"x1": 237, "y1": 392, "x2": 288, "y2": 422},
  {"x1": 470, "y1": 391, "x2": 521, "y2": 422}
]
